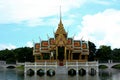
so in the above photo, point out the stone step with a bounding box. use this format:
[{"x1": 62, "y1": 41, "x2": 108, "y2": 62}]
[{"x1": 56, "y1": 66, "x2": 67, "y2": 74}]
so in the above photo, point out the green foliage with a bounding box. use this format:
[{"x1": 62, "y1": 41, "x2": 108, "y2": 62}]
[
  {"x1": 16, "y1": 65, "x2": 24, "y2": 70},
  {"x1": 6, "y1": 58, "x2": 16, "y2": 64},
  {"x1": 0, "y1": 47, "x2": 34, "y2": 63},
  {"x1": 99, "y1": 65, "x2": 108, "y2": 69},
  {"x1": 112, "y1": 48, "x2": 120, "y2": 60},
  {"x1": 0, "y1": 49, "x2": 16, "y2": 63},
  {"x1": 96, "y1": 45, "x2": 112, "y2": 60},
  {"x1": 14, "y1": 47, "x2": 34, "y2": 62},
  {"x1": 88, "y1": 41, "x2": 96, "y2": 61},
  {"x1": 112, "y1": 64, "x2": 120, "y2": 69}
]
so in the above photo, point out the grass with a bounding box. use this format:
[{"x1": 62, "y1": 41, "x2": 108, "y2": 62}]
[
  {"x1": 16, "y1": 65, "x2": 24, "y2": 70},
  {"x1": 99, "y1": 65, "x2": 108, "y2": 69},
  {"x1": 112, "y1": 64, "x2": 120, "y2": 69}
]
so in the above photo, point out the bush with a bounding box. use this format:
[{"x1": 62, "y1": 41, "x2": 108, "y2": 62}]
[
  {"x1": 99, "y1": 65, "x2": 108, "y2": 69},
  {"x1": 16, "y1": 65, "x2": 24, "y2": 70},
  {"x1": 112, "y1": 64, "x2": 120, "y2": 69}
]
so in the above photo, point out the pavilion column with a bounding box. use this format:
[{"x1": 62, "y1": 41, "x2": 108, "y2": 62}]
[
  {"x1": 35, "y1": 55, "x2": 37, "y2": 62},
  {"x1": 41, "y1": 53, "x2": 43, "y2": 60},
  {"x1": 79, "y1": 53, "x2": 81, "y2": 61},
  {"x1": 68, "y1": 50, "x2": 70, "y2": 61},
  {"x1": 53, "y1": 52, "x2": 54, "y2": 60},
  {"x1": 64, "y1": 47, "x2": 66, "y2": 61},
  {"x1": 49, "y1": 53, "x2": 51, "y2": 61},
  {"x1": 51, "y1": 52, "x2": 54, "y2": 61},
  {"x1": 85, "y1": 55, "x2": 88, "y2": 61},
  {"x1": 71, "y1": 53, "x2": 73, "y2": 60},
  {"x1": 56, "y1": 47, "x2": 58, "y2": 60}
]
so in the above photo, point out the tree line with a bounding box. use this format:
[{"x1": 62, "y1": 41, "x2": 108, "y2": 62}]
[
  {"x1": 0, "y1": 41, "x2": 120, "y2": 63},
  {"x1": 0, "y1": 47, "x2": 34, "y2": 63},
  {"x1": 88, "y1": 41, "x2": 120, "y2": 62}
]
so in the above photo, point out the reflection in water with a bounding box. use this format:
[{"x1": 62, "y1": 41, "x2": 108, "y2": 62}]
[
  {"x1": 24, "y1": 73, "x2": 99, "y2": 80},
  {"x1": 99, "y1": 70, "x2": 112, "y2": 80},
  {"x1": 99, "y1": 69, "x2": 120, "y2": 80},
  {"x1": 0, "y1": 68, "x2": 24, "y2": 80},
  {"x1": 0, "y1": 68, "x2": 120, "y2": 80}
]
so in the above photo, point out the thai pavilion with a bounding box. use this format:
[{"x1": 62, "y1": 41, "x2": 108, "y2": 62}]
[
  {"x1": 33, "y1": 15, "x2": 89, "y2": 65},
  {"x1": 24, "y1": 7, "x2": 99, "y2": 76}
]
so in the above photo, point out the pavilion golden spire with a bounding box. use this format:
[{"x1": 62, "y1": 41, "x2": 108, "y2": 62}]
[{"x1": 55, "y1": 6, "x2": 67, "y2": 37}]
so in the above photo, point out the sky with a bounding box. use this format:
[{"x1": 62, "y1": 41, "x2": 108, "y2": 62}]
[{"x1": 0, "y1": 0, "x2": 120, "y2": 50}]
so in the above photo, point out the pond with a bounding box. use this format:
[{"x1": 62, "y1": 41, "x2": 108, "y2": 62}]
[{"x1": 0, "y1": 67, "x2": 120, "y2": 80}]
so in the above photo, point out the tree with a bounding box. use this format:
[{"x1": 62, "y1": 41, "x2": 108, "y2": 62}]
[
  {"x1": 14, "y1": 47, "x2": 34, "y2": 62},
  {"x1": 0, "y1": 47, "x2": 34, "y2": 63},
  {"x1": 0, "y1": 50, "x2": 6, "y2": 60},
  {"x1": 88, "y1": 41, "x2": 96, "y2": 61},
  {"x1": 0, "y1": 49, "x2": 16, "y2": 63},
  {"x1": 96, "y1": 45, "x2": 112, "y2": 61},
  {"x1": 112, "y1": 48, "x2": 120, "y2": 61}
]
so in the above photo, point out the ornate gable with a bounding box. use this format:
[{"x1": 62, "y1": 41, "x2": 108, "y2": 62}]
[{"x1": 55, "y1": 34, "x2": 67, "y2": 47}]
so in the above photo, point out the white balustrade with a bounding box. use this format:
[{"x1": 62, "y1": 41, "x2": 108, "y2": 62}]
[{"x1": 24, "y1": 61, "x2": 99, "y2": 74}]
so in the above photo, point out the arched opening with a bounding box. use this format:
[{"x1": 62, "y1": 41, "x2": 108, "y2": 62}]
[
  {"x1": 68, "y1": 69, "x2": 76, "y2": 76},
  {"x1": 79, "y1": 68, "x2": 86, "y2": 76},
  {"x1": 6, "y1": 66, "x2": 16, "y2": 69},
  {"x1": 37, "y1": 69, "x2": 45, "y2": 76},
  {"x1": 89, "y1": 68, "x2": 96, "y2": 76},
  {"x1": 47, "y1": 69, "x2": 55, "y2": 76},
  {"x1": 26, "y1": 69, "x2": 34, "y2": 76}
]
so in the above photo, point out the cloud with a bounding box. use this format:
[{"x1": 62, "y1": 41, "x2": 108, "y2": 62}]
[
  {"x1": 0, "y1": 0, "x2": 86, "y2": 24},
  {"x1": 0, "y1": 43, "x2": 16, "y2": 50},
  {"x1": 75, "y1": 9, "x2": 120, "y2": 49},
  {"x1": 26, "y1": 15, "x2": 76, "y2": 27},
  {"x1": 90, "y1": 0, "x2": 111, "y2": 5},
  {"x1": 26, "y1": 41, "x2": 33, "y2": 47}
]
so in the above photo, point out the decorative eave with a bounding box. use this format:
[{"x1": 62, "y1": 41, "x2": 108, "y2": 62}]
[{"x1": 72, "y1": 50, "x2": 82, "y2": 53}]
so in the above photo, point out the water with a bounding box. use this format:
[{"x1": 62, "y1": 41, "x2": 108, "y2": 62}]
[
  {"x1": 0, "y1": 68, "x2": 24, "y2": 80},
  {"x1": 0, "y1": 68, "x2": 120, "y2": 80}
]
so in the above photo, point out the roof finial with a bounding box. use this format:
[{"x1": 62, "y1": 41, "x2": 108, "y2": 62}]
[
  {"x1": 55, "y1": 2, "x2": 67, "y2": 36},
  {"x1": 59, "y1": 5, "x2": 62, "y2": 24}
]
